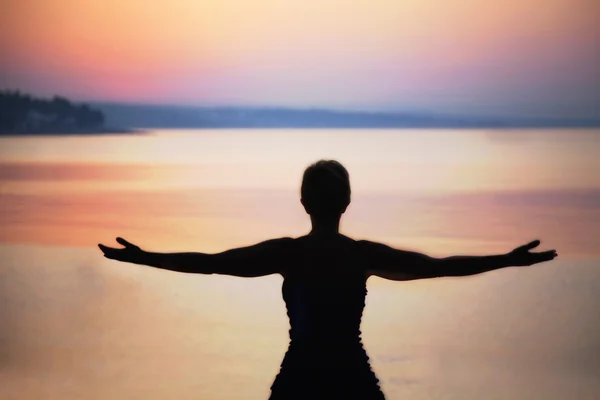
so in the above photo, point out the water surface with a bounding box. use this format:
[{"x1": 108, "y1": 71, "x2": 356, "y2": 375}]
[{"x1": 1, "y1": 129, "x2": 599, "y2": 399}]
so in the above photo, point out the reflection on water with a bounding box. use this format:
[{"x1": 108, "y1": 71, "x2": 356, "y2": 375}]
[
  {"x1": 1, "y1": 184, "x2": 600, "y2": 257},
  {"x1": 1, "y1": 129, "x2": 599, "y2": 256},
  {"x1": 1, "y1": 129, "x2": 599, "y2": 399}
]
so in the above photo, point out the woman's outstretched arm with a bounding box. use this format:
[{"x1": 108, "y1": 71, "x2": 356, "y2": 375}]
[
  {"x1": 364, "y1": 240, "x2": 558, "y2": 281},
  {"x1": 98, "y1": 237, "x2": 293, "y2": 277}
]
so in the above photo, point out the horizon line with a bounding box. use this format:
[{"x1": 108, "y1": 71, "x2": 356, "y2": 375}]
[{"x1": 3, "y1": 88, "x2": 599, "y2": 123}]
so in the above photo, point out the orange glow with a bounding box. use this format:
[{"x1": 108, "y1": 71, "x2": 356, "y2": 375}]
[
  {"x1": 2, "y1": 0, "x2": 598, "y2": 111},
  {"x1": 1, "y1": 129, "x2": 599, "y2": 257}
]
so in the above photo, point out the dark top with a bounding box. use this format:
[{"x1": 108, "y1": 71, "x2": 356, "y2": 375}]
[{"x1": 269, "y1": 235, "x2": 386, "y2": 399}]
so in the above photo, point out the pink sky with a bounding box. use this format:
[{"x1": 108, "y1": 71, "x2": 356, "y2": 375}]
[{"x1": 1, "y1": 0, "x2": 599, "y2": 117}]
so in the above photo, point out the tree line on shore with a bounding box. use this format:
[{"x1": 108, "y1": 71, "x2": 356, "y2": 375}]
[{"x1": 0, "y1": 90, "x2": 106, "y2": 133}]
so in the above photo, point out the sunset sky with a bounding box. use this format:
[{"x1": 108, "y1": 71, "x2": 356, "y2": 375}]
[{"x1": 1, "y1": 0, "x2": 599, "y2": 117}]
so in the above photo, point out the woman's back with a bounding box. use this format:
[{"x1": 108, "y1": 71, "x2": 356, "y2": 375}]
[{"x1": 270, "y1": 234, "x2": 385, "y2": 399}]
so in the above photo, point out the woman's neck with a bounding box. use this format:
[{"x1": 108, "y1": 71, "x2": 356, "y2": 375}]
[{"x1": 309, "y1": 216, "x2": 341, "y2": 236}]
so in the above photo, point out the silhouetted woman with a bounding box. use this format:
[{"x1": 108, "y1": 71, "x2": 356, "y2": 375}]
[{"x1": 99, "y1": 160, "x2": 557, "y2": 399}]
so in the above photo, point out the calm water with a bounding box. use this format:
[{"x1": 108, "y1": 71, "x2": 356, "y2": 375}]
[{"x1": 1, "y1": 129, "x2": 599, "y2": 399}]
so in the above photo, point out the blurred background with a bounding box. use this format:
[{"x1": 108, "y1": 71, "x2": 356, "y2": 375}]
[{"x1": 1, "y1": 1, "x2": 599, "y2": 399}]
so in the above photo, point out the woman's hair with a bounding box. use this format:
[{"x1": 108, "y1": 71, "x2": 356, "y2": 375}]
[{"x1": 301, "y1": 160, "x2": 351, "y2": 218}]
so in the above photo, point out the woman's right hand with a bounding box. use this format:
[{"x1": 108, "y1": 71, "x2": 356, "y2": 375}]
[{"x1": 98, "y1": 237, "x2": 146, "y2": 264}]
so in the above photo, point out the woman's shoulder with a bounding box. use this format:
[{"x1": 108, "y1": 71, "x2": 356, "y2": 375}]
[{"x1": 283, "y1": 234, "x2": 376, "y2": 251}]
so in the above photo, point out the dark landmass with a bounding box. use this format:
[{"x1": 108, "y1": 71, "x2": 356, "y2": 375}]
[
  {"x1": 2, "y1": 90, "x2": 598, "y2": 136},
  {"x1": 0, "y1": 90, "x2": 133, "y2": 135},
  {"x1": 96, "y1": 103, "x2": 600, "y2": 129}
]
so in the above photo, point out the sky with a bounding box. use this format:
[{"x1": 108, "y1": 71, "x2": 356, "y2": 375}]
[{"x1": 1, "y1": 0, "x2": 599, "y2": 118}]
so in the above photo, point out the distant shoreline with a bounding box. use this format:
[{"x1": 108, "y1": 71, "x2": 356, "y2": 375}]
[
  {"x1": 93, "y1": 103, "x2": 600, "y2": 130},
  {"x1": 3, "y1": 91, "x2": 598, "y2": 133},
  {"x1": 0, "y1": 127, "x2": 144, "y2": 136},
  {"x1": 2, "y1": 126, "x2": 600, "y2": 137}
]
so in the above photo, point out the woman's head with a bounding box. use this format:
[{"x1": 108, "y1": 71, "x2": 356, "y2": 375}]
[{"x1": 301, "y1": 160, "x2": 351, "y2": 220}]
